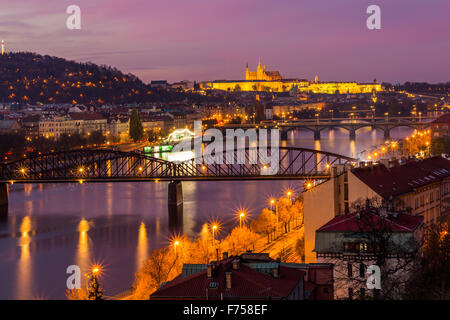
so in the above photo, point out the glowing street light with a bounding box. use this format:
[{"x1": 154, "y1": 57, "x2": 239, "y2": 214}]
[
  {"x1": 212, "y1": 224, "x2": 218, "y2": 245},
  {"x1": 286, "y1": 190, "x2": 293, "y2": 202},
  {"x1": 269, "y1": 198, "x2": 275, "y2": 211},
  {"x1": 239, "y1": 211, "x2": 245, "y2": 228},
  {"x1": 174, "y1": 240, "x2": 180, "y2": 254}
]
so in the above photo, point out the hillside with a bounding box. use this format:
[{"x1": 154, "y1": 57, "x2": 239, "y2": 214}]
[{"x1": 0, "y1": 52, "x2": 204, "y2": 105}]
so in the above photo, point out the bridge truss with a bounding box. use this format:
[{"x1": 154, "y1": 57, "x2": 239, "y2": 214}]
[{"x1": 0, "y1": 147, "x2": 356, "y2": 182}]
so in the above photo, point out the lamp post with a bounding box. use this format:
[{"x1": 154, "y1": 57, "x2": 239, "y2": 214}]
[
  {"x1": 174, "y1": 240, "x2": 180, "y2": 255},
  {"x1": 239, "y1": 212, "x2": 245, "y2": 228},
  {"x1": 269, "y1": 199, "x2": 279, "y2": 235},
  {"x1": 286, "y1": 190, "x2": 292, "y2": 203},
  {"x1": 212, "y1": 225, "x2": 217, "y2": 246}
]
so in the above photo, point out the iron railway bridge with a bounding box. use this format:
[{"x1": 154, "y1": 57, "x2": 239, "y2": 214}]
[{"x1": 0, "y1": 147, "x2": 355, "y2": 229}]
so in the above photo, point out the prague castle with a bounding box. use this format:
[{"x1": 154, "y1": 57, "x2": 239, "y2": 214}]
[
  {"x1": 201, "y1": 60, "x2": 382, "y2": 94},
  {"x1": 245, "y1": 59, "x2": 282, "y2": 81}
]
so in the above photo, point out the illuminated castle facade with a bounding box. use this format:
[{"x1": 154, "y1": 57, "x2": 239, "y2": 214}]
[
  {"x1": 201, "y1": 60, "x2": 382, "y2": 94},
  {"x1": 245, "y1": 59, "x2": 282, "y2": 81}
]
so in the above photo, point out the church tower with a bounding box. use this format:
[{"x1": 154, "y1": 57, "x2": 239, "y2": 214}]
[
  {"x1": 257, "y1": 58, "x2": 263, "y2": 80},
  {"x1": 245, "y1": 63, "x2": 250, "y2": 80},
  {"x1": 1, "y1": 40, "x2": 5, "y2": 55}
]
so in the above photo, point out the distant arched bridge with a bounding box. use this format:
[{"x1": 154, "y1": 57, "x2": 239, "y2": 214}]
[{"x1": 221, "y1": 117, "x2": 432, "y2": 140}]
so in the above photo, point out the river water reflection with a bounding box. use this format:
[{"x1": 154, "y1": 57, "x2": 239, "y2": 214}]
[{"x1": 0, "y1": 127, "x2": 413, "y2": 299}]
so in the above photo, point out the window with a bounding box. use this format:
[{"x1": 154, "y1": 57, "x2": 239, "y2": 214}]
[
  {"x1": 347, "y1": 263, "x2": 353, "y2": 277},
  {"x1": 359, "y1": 243, "x2": 368, "y2": 252},
  {"x1": 324, "y1": 287, "x2": 329, "y2": 294},
  {"x1": 359, "y1": 263, "x2": 365, "y2": 278}
]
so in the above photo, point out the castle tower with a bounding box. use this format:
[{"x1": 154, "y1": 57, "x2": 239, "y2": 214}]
[
  {"x1": 257, "y1": 58, "x2": 263, "y2": 79},
  {"x1": 1, "y1": 40, "x2": 5, "y2": 55}
]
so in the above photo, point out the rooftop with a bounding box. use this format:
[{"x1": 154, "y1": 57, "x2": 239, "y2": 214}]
[
  {"x1": 151, "y1": 255, "x2": 305, "y2": 300},
  {"x1": 317, "y1": 210, "x2": 423, "y2": 233},
  {"x1": 351, "y1": 156, "x2": 450, "y2": 198}
]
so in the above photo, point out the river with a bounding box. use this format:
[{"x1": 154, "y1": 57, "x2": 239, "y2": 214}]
[{"x1": 0, "y1": 127, "x2": 413, "y2": 299}]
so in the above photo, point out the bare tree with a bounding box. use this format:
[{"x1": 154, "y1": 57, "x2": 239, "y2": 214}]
[{"x1": 324, "y1": 201, "x2": 422, "y2": 300}]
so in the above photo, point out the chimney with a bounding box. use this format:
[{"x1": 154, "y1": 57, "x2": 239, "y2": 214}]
[
  {"x1": 232, "y1": 259, "x2": 240, "y2": 270},
  {"x1": 225, "y1": 272, "x2": 232, "y2": 290},
  {"x1": 379, "y1": 159, "x2": 389, "y2": 167},
  {"x1": 273, "y1": 267, "x2": 279, "y2": 278},
  {"x1": 223, "y1": 252, "x2": 229, "y2": 260},
  {"x1": 207, "y1": 264, "x2": 213, "y2": 279}
]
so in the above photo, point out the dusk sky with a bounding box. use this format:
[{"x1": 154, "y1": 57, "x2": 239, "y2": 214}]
[{"x1": 1, "y1": 0, "x2": 449, "y2": 83}]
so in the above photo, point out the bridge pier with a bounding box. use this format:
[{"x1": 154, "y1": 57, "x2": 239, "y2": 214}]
[
  {"x1": 384, "y1": 130, "x2": 390, "y2": 141},
  {"x1": 168, "y1": 181, "x2": 183, "y2": 233},
  {"x1": 0, "y1": 182, "x2": 8, "y2": 222},
  {"x1": 314, "y1": 130, "x2": 321, "y2": 140},
  {"x1": 349, "y1": 130, "x2": 356, "y2": 141}
]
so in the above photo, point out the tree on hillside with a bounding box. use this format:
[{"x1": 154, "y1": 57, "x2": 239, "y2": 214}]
[{"x1": 129, "y1": 109, "x2": 144, "y2": 142}]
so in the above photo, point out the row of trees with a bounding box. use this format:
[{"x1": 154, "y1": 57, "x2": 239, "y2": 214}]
[
  {"x1": 131, "y1": 197, "x2": 304, "y2": 299},
  {"x1": 131, "y1": 225, "x2": 261, "y2": 299},
  {"x1": 251, "y1": 197, "x2": 303, "y2": 243},
  {"x1": 1, "y1": 131, "x2": 106, "y2": 160}
]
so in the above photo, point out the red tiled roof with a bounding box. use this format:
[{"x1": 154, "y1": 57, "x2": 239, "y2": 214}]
[
  {"x1": 432, "y1": 114, "x2": 450, "y2": 124},
  {"x1": 69, "y1": 112, "x2": 105, "y2": 121},
  {"x1": 351, "y1": 156, "x2": 450, "y2": 198},
  {"x1": 151, "y1": 259, "x2": 305, "y2": 300},
  {"x1": 317, "y1": 211, "x2": 423, "y2": 233}
]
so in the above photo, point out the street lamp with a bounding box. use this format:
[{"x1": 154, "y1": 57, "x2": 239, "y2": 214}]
[
  {"x1": 239, "y1": 211, "x2": 245, "y2": 228},
  {"x1": 270, "y1": 198, "x2": 275, "y2": 211},
  {"x1": 269, "y1": 199, "x2": 279, "y2": 235},
  {"x1": 286, "y1": 190, "x2": 293, "y2": 202},
  {"x1": 174, "y1": 240, "x2": 180, "y2": 254},
  {"x1": 212, "y1": 225, "x2": 217, "y2": 245}
]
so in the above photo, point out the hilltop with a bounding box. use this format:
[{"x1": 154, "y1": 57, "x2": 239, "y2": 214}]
[{"x1": 0, "y1": 52, "x2": 208, "y2": 105}]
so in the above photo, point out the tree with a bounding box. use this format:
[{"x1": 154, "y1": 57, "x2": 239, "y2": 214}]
[
  {"x1": 87, "y1": 273, "x2": 103, "y2": 300},
  {"x1": 431, "y1": 137, "x2": 450, "y2": 156},
  {"x1": 404, "y1": 220, "x2": 450, "y2": 299},
  {"x1": 277, "y1": 197, "x2": 292, "y2": 233},
  {"x1": 129, "y1": 109, "x2": 144, "y2": 142},
  {"x1": 133, "y1": 247, "x2": 179, "y2": 299},
  {"x1": 329, "y1": 202, "x2": 422, "y2": 300},
  {"x1": 251, "y1": 208, "x2": 277, "y2": 243},
  {"x1": 222, "y1": 226, "x2": 259, "y2": 255}
]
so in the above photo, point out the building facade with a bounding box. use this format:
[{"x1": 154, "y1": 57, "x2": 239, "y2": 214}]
[
  {"x1": 314, "y1": 210, "x2": 423, "y2": 300},
  {"x1": 303, "y1": 157, "x2": 450, "y2": 263}
]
